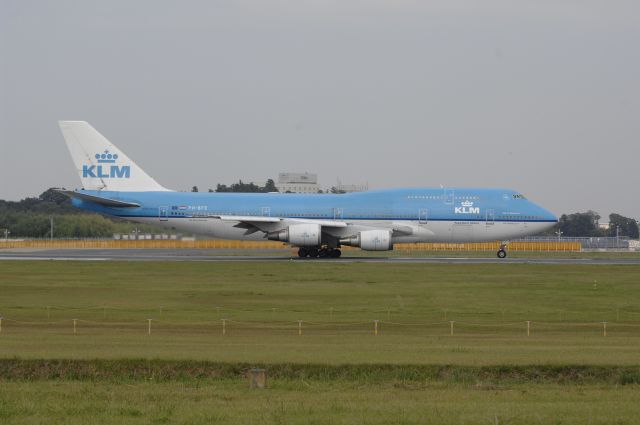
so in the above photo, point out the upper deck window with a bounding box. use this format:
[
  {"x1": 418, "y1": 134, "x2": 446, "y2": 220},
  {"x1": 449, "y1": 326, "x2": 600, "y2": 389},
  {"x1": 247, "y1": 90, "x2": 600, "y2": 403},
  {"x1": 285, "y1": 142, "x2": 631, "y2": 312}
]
[{"x1": 512, "y1": 194, "x2": 527, "y2": 200}]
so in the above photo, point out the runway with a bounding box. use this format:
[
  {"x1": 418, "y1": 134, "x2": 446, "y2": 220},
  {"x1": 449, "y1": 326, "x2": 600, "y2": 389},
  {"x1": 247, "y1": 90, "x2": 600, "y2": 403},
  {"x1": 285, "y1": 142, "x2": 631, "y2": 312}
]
[{"x1": 1, "y1": 248, "x2": 639, "y2": 264}]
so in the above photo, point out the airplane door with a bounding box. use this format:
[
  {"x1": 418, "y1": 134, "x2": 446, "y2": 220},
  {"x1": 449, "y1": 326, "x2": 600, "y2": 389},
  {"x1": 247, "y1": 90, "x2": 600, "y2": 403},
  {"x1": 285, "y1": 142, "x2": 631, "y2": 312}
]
[
  {"x1": 159, "y1": 206, "x2": 169, "y2": 221},
  {"x1": 333, "y1": 208, "x2": 343, "y2": 220},
  {"x1": 261, "y1": 206, "x2": 271, "y2": 217},
  {"x1": 485, "y1": 209, "x2": 495, "y2": 225},
  {"x1": 444, "y1": 189, "x2": 454, "y2": 205},
  {"x1": 418, "y1": 208, "x2": 428, "y2": 224}
]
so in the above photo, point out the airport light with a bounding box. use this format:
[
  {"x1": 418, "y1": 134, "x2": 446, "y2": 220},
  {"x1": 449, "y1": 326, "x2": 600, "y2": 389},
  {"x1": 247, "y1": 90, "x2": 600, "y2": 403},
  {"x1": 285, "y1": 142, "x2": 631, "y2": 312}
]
[{"x1": 555, "y1": 230, "x2": 563, "y2": 242}]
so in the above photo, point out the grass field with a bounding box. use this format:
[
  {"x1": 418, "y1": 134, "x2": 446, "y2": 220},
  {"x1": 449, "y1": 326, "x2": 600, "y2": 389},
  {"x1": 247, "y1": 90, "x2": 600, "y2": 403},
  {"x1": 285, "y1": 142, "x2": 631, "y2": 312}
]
[{"x1": 1, "y1": 260, "x2": 640, "y2": 423}]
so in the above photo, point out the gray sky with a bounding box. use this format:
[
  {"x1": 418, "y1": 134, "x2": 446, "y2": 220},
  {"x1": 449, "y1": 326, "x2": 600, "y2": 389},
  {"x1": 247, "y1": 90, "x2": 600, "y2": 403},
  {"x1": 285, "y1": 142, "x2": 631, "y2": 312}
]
[{"x1": 2, "y1": 0, "x2": 639, "y2": 219}]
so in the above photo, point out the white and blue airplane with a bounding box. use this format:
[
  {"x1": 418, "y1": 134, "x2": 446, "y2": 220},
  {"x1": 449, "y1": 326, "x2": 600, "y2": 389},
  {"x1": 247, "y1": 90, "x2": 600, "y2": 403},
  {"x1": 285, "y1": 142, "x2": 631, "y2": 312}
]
[{"x1": 58, "y1": 121, "x2": 557, "y2": 258}]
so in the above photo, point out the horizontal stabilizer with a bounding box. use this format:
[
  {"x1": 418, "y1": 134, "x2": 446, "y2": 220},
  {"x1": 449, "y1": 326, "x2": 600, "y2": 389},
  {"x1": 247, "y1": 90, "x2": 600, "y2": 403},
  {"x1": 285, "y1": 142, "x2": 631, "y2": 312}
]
[{"x1": 56, "y1": 190, "x2": 140, "y2": 208}]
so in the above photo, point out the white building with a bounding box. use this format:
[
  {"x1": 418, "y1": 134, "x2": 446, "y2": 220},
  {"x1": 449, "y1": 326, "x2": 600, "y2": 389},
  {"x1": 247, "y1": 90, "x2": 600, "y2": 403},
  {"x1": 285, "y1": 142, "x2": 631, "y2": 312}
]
[
  {"x1": 276, "y1": 172, "x2": 321, "y2": 194},
  {"x1": 335, "y1": 178, "x2": 368, "y2": 193}
]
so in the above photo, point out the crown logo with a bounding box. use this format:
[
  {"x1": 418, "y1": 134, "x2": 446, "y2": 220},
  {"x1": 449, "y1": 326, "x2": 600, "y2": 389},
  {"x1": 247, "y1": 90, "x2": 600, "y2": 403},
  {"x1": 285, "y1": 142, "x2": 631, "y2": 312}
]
[
  {"x1": 461, "y1": 200, "x2": 473, "y2": 207},
  {"x1": 95, "y1": 150, "x2": 119, "y2": 164}
]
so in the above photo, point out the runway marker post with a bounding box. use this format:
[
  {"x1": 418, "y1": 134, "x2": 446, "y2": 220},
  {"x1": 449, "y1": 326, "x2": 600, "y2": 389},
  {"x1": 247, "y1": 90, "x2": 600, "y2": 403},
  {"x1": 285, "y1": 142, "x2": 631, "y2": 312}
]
[
  {"x1": 298, "y1": 320, "x2": 302, "y2": 336},
  {"x1": 374, "y1": 320, "x2": 379, "y2": 336},
  {"x1": 147, "y1": 319, "x2": 152, "y2": 335},
  {"x1": 222, "y1": 319, "x2": 227, "y2": 336},
  {"x1": 602, "y1": 321, "x2": 607, "y2": 337},
  {"x1": 526, "y1": 321, "x2": 531, "y2": 336},
  {"x1": 73, "y1": 319, "x2": 77, "y2": 334},
  {"x1": 449, "y1": 321, "x2": 455, "y2": 336}
]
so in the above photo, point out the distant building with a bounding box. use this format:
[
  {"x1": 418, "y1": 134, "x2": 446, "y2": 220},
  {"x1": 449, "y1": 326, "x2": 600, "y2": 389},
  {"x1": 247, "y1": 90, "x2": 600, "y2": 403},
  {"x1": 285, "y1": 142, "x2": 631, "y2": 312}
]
[
  {"x1": 334, "y1": 178, "x2": 368, "y2": 193},
  {"x1": 276, "y1": 172, "x2": 321, "y2": 194},
  {"x1": 335, "y1": 182, "x2": 369, "y2": 193}
]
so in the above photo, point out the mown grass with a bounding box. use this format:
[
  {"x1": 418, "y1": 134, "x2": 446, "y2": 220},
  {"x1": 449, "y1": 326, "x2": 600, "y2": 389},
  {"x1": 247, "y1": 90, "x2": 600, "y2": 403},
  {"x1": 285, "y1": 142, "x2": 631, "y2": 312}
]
[
  {"x1": 1, "y1": 260, "x2": 640, "y2": 365},
  {"x1": 1, "y1": 360, "x2": 640, "y2": 424},
  {"x1": 1, "y1": 376, "x2": 639, "y2": 424},
  {"x1": 1, "y1": 260, "x2": 640, "y2": 423}
]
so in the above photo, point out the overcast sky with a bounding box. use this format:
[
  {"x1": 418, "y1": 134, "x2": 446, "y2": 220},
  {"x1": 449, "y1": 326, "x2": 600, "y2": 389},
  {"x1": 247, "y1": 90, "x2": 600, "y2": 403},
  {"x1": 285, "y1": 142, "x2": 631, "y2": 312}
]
[{"x1": 1, "y1": 0, "x2": 639, "y2": 219}]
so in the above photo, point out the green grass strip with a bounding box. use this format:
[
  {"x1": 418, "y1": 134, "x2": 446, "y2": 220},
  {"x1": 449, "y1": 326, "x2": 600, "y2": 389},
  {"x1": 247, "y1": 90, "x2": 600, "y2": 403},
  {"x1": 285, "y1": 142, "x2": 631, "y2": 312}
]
[{"x1": 1, "y1": 358, "x2": 639, "y2": 385}]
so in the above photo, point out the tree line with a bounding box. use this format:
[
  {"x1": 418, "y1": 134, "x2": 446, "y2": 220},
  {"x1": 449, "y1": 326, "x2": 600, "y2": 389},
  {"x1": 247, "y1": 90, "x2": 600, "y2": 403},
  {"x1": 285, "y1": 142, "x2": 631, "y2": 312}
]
[
  {"x1": 190, "y1": 179, "x2": 279, "y2": 193},
  {"x1": 547, "y1": 211, "x2": 639, "y2": 239},
  {"x1": 0, "y1": 189, "x2": 163, "y2": 239}
]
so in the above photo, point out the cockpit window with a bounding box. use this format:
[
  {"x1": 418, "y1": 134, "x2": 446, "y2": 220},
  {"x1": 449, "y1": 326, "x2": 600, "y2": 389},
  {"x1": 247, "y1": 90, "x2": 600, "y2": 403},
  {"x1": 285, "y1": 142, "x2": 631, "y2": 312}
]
[{"x1": 512, "y1": 194, "x2": 527, "y2": 200}]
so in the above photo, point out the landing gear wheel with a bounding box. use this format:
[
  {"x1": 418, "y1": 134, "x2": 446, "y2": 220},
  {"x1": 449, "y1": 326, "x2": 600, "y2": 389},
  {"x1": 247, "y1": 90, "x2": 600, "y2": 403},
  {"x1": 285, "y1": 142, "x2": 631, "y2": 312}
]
[
  {"x1": 497, "y1": 249, "x2": 507, "y2": 259},
  {"x1": 318, "y1": 248, "x2": 328, "y2": 258},
  {"x1": 297, "y1": 247, "x2": 308, "y2": 258},
  {"x1": 308, "y1": 248, "x2": 319, "y2": 258},
  {"x1": 331, "y1": 249, "x2": 342, "y2": 258}
]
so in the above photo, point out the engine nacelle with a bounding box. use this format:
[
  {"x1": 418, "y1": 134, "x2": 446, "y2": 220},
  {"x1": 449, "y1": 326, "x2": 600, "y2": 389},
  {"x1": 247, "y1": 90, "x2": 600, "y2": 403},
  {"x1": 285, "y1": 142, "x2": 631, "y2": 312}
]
[
  {"x1": 340, "y1": 230, "x2": 393, "y2": 251},
  {"x1": 267, "y1": 223, "x2": 321, "y2": 247}
]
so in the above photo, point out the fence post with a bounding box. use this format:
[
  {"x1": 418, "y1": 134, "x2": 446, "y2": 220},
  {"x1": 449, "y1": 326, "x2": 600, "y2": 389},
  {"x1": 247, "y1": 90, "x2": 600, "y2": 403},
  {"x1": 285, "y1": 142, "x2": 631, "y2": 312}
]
[
  {"x1": 147, "y1": 319, "x2": 152, "y2": 336},
  {"x1": 298, "y1": 320, "x2": 302, "y2": 336},
  {"x1": 73, "y1": 319, "x2": 77, "y2": 334},
  {"x1": 526, "y1": 321, "x2": 531, "y2": 337},
  {"x1": 374, "y1": 320, "x2": 379, "y2": 336},
  {"x1": 449, "y1": 321, "x2": 455, "y2": 336}
]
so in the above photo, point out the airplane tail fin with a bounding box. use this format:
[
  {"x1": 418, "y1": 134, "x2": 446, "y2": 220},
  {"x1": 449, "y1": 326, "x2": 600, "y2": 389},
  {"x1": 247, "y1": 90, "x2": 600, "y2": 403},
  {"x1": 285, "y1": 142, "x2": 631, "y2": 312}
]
[{"x1": 59, "y1": 121, "x2": 168, "y2": 192}]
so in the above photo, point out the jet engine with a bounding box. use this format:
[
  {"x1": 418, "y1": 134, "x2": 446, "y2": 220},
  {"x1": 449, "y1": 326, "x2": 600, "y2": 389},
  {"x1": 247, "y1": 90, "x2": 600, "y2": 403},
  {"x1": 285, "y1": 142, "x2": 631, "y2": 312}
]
[
  {"x1": 340, "y1": 230, "x2": 393, "y2": 251},
  {"x1": 267, "y1": 223, "x2": 321, "y2": 247}
]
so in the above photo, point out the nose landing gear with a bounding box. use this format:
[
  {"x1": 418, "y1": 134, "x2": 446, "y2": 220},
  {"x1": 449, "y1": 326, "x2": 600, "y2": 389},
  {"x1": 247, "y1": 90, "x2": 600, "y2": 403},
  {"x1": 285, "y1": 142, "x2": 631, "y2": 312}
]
[{"x1": 497, "y1": 243, "x2": 508, "y2": 259}]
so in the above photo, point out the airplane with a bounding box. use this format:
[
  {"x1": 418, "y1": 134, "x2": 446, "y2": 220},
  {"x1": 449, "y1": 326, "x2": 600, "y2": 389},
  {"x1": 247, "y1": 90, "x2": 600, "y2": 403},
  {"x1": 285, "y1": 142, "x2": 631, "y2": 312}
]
[{"x1": 57, "y1": 121, "x2": 558, "y2": 259}]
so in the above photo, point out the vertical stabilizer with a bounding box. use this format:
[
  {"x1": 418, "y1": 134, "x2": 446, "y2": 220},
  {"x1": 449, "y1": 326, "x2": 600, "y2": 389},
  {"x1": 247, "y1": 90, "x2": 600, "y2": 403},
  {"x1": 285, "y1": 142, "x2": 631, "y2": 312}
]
[{"x1": 59, "y1": 121, "x2": 168, "y2": 192}]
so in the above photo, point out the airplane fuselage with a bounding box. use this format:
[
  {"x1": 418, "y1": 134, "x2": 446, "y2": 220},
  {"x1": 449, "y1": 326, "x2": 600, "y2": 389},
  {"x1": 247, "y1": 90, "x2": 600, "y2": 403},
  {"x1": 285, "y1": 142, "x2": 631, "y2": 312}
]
[{"x1": 72, "y1": 187, "x2": 557, "y2": 244}]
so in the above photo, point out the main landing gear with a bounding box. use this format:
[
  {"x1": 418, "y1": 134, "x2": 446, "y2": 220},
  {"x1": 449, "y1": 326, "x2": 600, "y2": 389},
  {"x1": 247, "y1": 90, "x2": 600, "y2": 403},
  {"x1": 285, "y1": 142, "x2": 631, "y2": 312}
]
[
  {"x1": 497, "y1": 243, "x2": 508, "y2": 259},
  {"x1": 298, "y1": 247, "x2": 341, "y2": 259}
]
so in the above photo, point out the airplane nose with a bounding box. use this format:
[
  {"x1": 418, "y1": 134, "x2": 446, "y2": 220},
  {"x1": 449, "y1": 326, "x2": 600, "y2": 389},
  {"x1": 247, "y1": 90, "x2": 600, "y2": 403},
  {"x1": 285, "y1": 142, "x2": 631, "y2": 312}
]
[{"x1": 539, "y1": 206, "x2": 558, "y2": 228}]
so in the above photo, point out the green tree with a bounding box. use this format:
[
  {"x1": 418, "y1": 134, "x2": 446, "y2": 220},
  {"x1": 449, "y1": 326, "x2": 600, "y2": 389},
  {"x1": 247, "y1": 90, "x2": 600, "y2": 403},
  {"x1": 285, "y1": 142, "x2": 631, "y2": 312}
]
[
  {"x1": 607, "y1": 213, "x2": 639, "y2": 239},
  {"x1": 214, "y1": 179, "x2": 278, "y2": 193},
  {"x1": 558, "y1": 211, "x2": 602, "y2": 237},
  {"x1": 264, "y1": 179, "x2": 278, "y2": 193}
]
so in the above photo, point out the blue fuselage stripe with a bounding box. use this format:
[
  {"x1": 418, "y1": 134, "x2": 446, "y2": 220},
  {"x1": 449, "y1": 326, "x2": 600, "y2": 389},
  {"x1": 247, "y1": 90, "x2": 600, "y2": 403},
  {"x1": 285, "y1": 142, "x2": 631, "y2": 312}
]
[{"x1": 70, "y1": 187, "x2": 558, "y2": 224}]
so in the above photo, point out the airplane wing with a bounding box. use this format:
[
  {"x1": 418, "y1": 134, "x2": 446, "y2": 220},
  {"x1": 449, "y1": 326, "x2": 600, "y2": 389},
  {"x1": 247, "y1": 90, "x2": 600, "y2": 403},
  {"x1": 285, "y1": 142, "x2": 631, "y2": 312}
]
[
  {"x1": 211, "y1": 215, "x2": 348, "y2": 236},
  {"x1": 213, "y1": 215, "x2": 347, "y2": 228}
]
